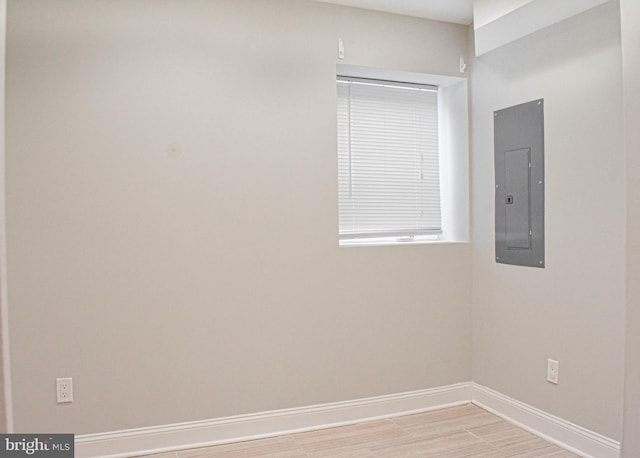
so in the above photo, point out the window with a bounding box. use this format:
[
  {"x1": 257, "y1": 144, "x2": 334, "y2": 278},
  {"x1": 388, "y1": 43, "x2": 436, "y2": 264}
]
[{"x1": 337, "y1": 76, "x2": 442, "y2": 244}]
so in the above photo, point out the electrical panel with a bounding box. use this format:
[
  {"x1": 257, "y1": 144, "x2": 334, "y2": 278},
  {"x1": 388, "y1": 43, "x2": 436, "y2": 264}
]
[{"x1": 494, "y1": 99, "x2": 545, "y2": 268}]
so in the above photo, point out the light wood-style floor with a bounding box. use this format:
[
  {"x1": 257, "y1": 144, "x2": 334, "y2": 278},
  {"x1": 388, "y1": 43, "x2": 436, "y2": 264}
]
[{"x1": 141, "y1": 404, "x2": 580, "y2": 457}]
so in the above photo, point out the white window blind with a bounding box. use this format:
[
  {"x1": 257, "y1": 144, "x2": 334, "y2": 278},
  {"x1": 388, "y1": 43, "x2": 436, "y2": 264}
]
[{"x1": 337, "y1": 76, "x2": 441, "y2": 241}]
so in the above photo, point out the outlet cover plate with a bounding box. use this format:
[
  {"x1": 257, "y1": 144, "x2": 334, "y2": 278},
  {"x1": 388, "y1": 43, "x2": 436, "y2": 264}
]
[
  {"x1": 56, "y1": 377, "x2": 73, "y2": 403},
  {"x1": 547, "y1": 359, "x2": 559, "y2": 384}
]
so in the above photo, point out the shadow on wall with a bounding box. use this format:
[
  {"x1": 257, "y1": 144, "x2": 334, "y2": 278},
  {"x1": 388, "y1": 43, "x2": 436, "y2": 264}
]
[{"x1": 475, "y1": 2, "x2": 620, "y2": 81}]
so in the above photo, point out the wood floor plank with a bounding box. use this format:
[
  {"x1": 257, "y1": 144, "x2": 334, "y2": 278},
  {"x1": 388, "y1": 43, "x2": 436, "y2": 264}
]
[
  {"x1": 306, "y1": 445, "x2": 374, "y2": 458},
  {"x1": 467, "y1": 420, "x2": 580, "y2": 457},
  {"x1": 139, "y1": 453, "x2": 178, "y2": 458},
  {"x1": 542, "y1": 451, "x2": 584, "y2": 457},
  {"x1": 292, "y1": 419, "x2": 407, "y2": 453},
  {"x1": 391, "y1": 404, "x2": 503, "y2": 439},
  {"x1": 370, "y1": 429, "x2": 497, "y2": 457},
  {"x1": 176, "y1": 435, "x2": 303, "y2": 458}
]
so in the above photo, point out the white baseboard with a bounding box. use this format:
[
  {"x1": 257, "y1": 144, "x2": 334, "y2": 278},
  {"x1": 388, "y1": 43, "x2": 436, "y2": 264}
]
[
  {"x1": 76, "y1": 382, "x2": 621, "y2": 458},
  {"x1": 76, "y1": 383, "x2": 472, "y2": 458},
  {"x1": 471, "y1": 383, "x2": 621, "y2": 458}
]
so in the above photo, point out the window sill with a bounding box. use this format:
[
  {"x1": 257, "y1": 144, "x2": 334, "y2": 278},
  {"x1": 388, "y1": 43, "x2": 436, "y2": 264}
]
[{"x1": 339, "y1": 236, "x2": 469, "y2": 247}]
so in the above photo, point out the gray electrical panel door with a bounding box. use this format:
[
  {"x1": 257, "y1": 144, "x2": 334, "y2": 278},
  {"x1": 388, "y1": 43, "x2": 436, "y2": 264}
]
[{"x1": 494, "y1": 99, "x2": 544, "y2": 268}]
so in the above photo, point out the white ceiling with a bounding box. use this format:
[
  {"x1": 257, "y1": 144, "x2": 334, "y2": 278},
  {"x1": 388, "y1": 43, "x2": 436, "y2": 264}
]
[{"x1": 313, "y1": 0, "x2": 474, "y2": 25}]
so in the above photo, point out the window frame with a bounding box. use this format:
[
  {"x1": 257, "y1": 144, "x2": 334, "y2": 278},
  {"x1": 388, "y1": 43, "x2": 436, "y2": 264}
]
[
  {"x1": 336, "y1": 64, "x2": 470, "y2": 247},
  {"x1": 337, "y1": 75, "x2": 442, "y2": 242}
]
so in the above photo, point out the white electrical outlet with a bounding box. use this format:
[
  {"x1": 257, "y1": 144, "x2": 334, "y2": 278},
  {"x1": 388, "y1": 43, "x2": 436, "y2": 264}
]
[
  {"x1": 56, "y1": 377, "x2": 73, "y2": 403},
  {"x1": 547, "y1": 359, "x2": 559, "y2": 385}
]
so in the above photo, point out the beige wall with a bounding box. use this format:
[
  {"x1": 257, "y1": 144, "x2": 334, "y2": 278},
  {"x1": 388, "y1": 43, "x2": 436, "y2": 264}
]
[
  {"x1": 5, "y1": 0, "x2": 471, "y2": 434},
  {"x1": 621, "y1": 0, "x2": 640, "y2": 454},
  {"x1": 470, "y1": 2, "x2": 626, "y2": 440}
]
